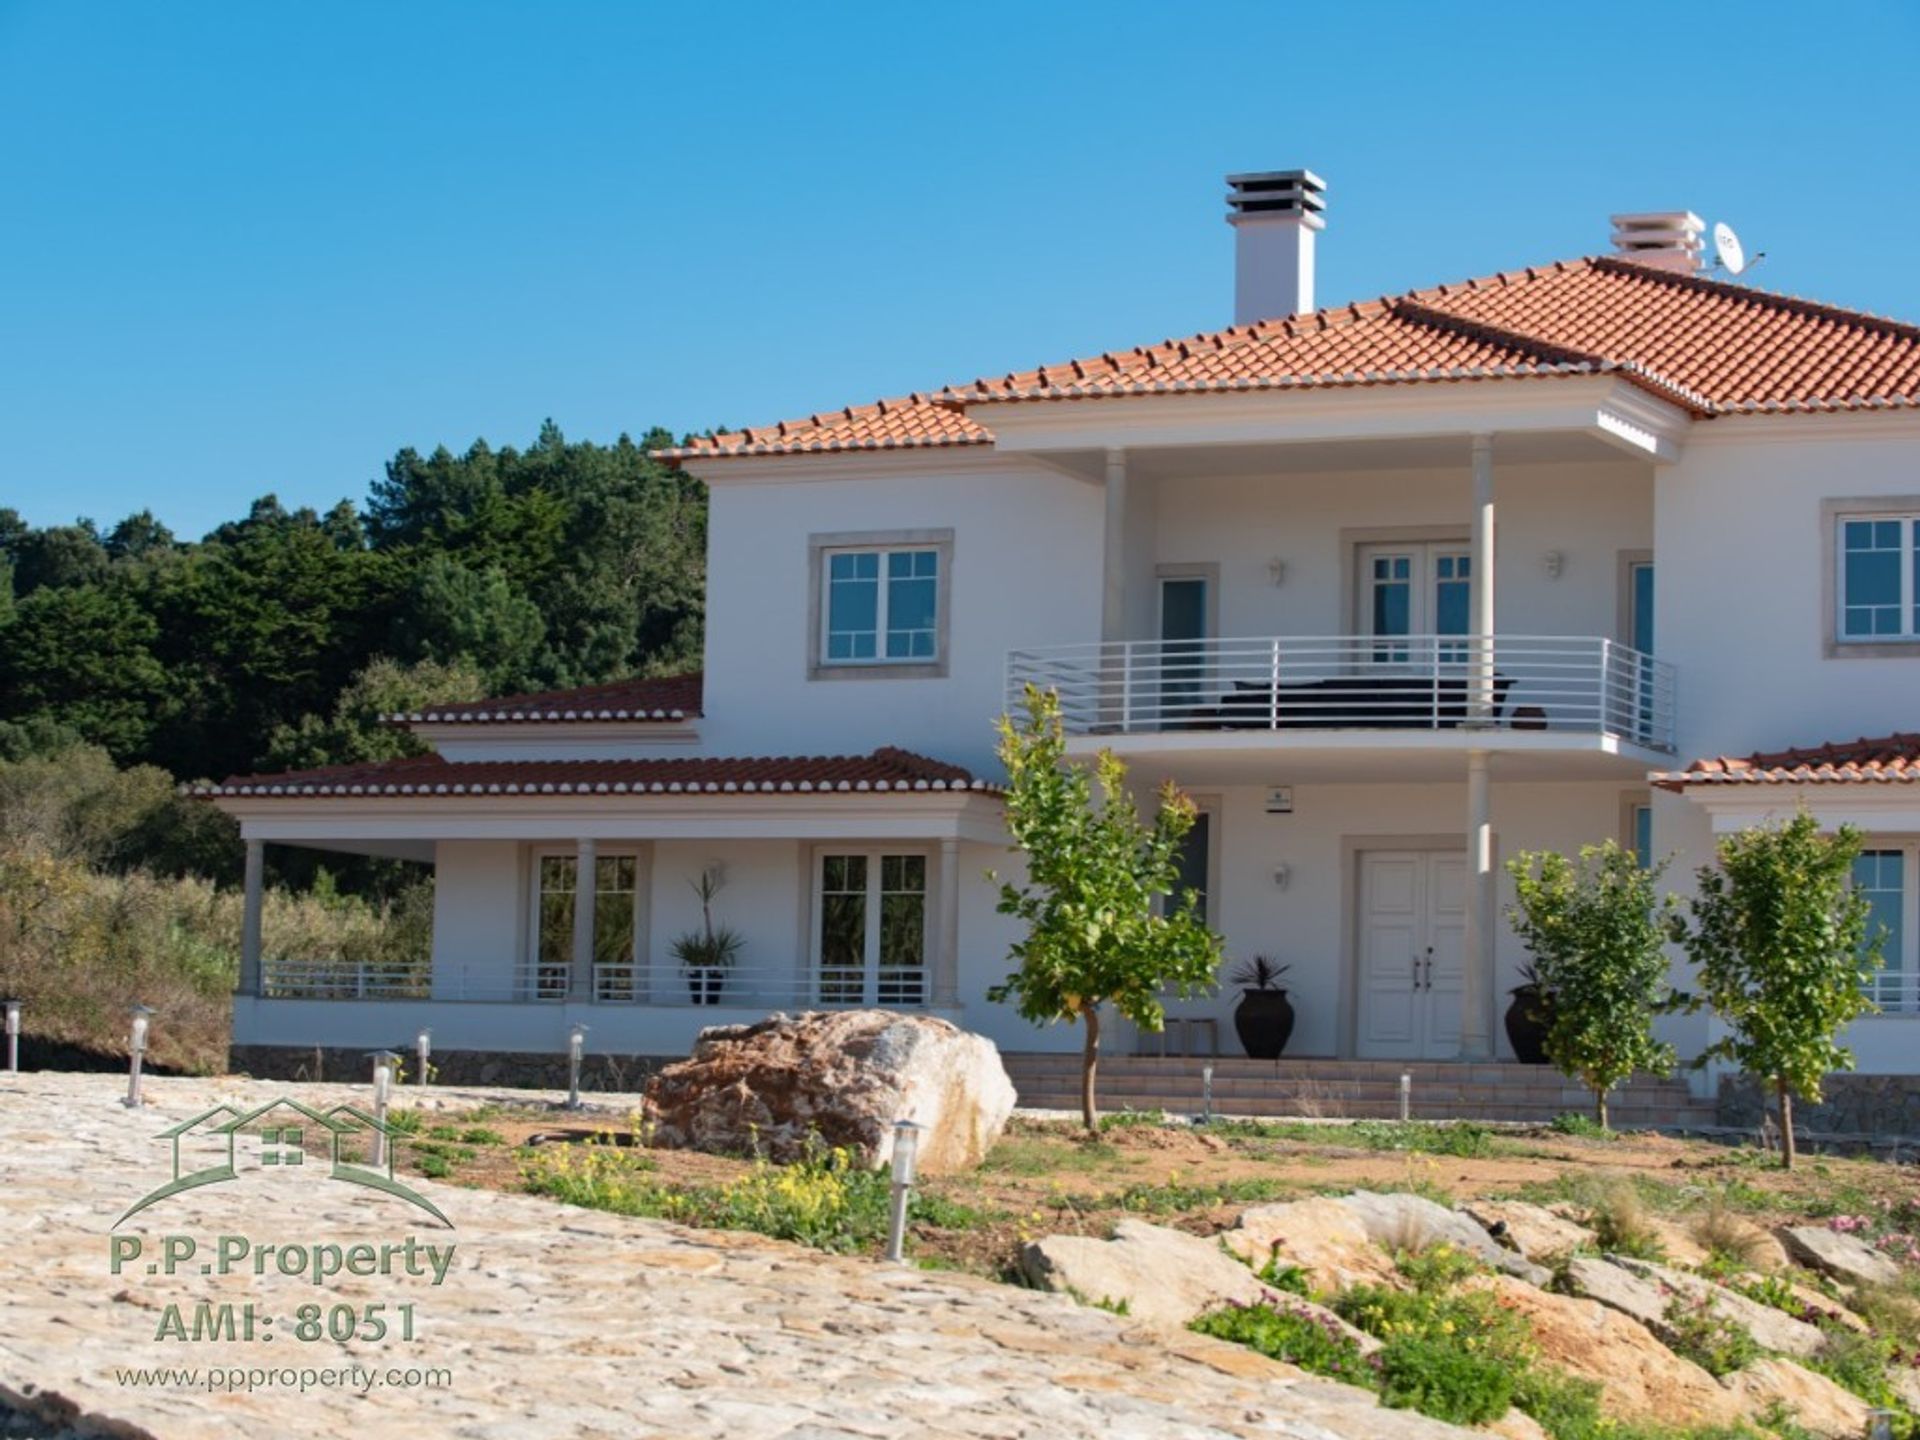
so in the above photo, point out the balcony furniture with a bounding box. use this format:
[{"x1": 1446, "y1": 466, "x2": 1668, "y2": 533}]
[{"x1": 1204, "y1": 673, "x2": 1517, "y2": 730}]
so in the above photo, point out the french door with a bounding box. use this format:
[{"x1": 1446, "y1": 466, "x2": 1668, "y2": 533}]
[
  {"x1": 1357, "y1": 850, "x2": 1467, "y2": 1059},
  {"x1": 1158, "y1": 574, "x2": 1210, "y2": 720},
  {"x1": 1359, "y1": 542, "x2": 1472, "y2": 662},
  {"x1": 815, "y1": 851, "x2": 928, "y2": 1006}
]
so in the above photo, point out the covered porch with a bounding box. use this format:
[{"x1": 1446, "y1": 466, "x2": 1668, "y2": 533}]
[{"x1": 203, "y1": 752, "x2": 1009, "y2": 1068}]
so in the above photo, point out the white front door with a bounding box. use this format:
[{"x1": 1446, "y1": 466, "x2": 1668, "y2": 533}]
[{"x1": 1357, "y1": 850, "x2": 1467, "y2": 1059}]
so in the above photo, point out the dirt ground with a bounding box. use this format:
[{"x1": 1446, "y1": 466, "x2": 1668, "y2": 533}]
[{"x1": 367, "y1": 1104, "x2": 1920, "y2": 1280}]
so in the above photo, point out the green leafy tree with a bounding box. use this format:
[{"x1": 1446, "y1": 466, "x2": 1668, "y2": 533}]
[
  {"x1": 391, "y1": 555, "x2": 546, "y2": 690},
  {"x1": 0, "y1": 583, "x2": 172, "y2": 756},
  {"x1": 989, "y1": 686, "x2": 1223, "y2": 1133},
  {"x1": 1506, "y1": 840, "x2": 1678, "y2": 1129},
  {"x1": 263, "y1": 657, "x2": 486, "y2": 772},
  {"x1": 1682, "y1": 810, "x2": 1881, "y2": 1168}
]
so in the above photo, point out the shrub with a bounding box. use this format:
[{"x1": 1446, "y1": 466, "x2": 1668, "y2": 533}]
[
  {"x1": 1332, "y1": 1284, "x2": 1531, "y2": 1365},
  {"x1": 1257, "y1": 1257, "x2": 1311, "y2": 1295},
  {"x1": 1509, "y1": 1364, "x2": 1608, "y2": 1440},
  {"x1": 1693, "y1": 1196, "x2": 1776, "y2": 1275},
  {"x1": 1395, "y1": 1242, "x2": 1485, "y2": 1294},
  {"x1": 1549, "y1": 1112, "x2": 1616, "y2": 1141},
  {"x1": 1190, "y1": 1301, "x2": 1375, "y2": 1386},
  {"x1": 1375, "y1": 1334, "x2": 1514, "y2": 1426},
  {"x1": 1581, "y1": 1175, "x2": 1667, "y2": 1261},
  {"x1": 1661, "y1": 1292, "x2": 1760, "y2": 1378}
]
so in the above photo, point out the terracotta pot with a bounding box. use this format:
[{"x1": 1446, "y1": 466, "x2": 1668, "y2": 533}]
[{"x1": 1234, "y1": 989, "x2": 1295, "y2": 1060}]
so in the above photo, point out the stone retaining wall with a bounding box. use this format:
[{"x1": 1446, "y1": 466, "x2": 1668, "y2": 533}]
[
  {"x1": 1718, "y1": 1072, "x2": 1920, "y2": 1137},
  {"x1": 228, "y1": 1043, "x2": 677, "y2": 1091}
]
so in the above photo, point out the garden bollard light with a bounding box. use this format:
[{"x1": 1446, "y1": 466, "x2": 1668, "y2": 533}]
[
  {"x1": 369, "y1": 1050, "x2": 399, "y2": 1168},
  {"x1": 5, "y1": 999, "x2": 19, "y2": 1074},
  {"x1": 1399, "y1": 1072, "x2": 1412, "y2": 1123},
  {"x1": 1201, "y1": 1062, "x2": 1215, "y2": 1124},
  {"x1": 884, "y1": 1119, "x2": 923, "y2": 1263},
  {"x1": 566, "y1": 1024, "x2": 587, "y2": 1110},
  {"x1": 124, "y1": 1005, "x2": 154, "y2": 1107},
  {"x1": 415, "y1": 1029, "x2": 431, "y2": 1088}
]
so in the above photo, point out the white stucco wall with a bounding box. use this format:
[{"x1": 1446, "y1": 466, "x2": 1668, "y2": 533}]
[
  {"x1": 1153, "y1": 459, "x2": 1651, "y2": 640},
  {"x1": 697, "y1": 454, "x2": 1104, "y2": 773}
]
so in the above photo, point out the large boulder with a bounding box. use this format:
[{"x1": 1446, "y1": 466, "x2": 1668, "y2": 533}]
[
  {"x1": 1777, "y1": 1225, "x2": 1903, "y2": 1290},
  {"x1": 1469, "y1": 1275, "x2": 1745, "y2": 1429},
  {"x1": 643, "y1": 1010, "x2": 1015, "y2": 1172},
  {"x1": 1020, "y1": 1218, "x2": 1379, "y2": 1342},
  {"x1": 1224, "y1": 1197, "x2": 1406, "y2": 1291}
]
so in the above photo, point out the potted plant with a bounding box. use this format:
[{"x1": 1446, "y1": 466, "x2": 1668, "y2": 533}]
[
  {"x1": 1229, "y1": 956, "x2": 1294, "y2": 1059},
  {"x1": 671, "y1": 868, "x2": 743, "y2": 1005},
  {"x1": 1504, "y1": 963, "x2": 1552, "y2": 1065}
]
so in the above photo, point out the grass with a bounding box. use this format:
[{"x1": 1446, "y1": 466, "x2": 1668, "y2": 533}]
[{"x1": 1209, "y1": 1118, "x2": 1499, "y2": 1157}]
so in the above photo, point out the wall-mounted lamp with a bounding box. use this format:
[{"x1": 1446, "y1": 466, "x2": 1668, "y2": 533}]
[
  {"x1": 1267, "y1": 557, "x2": 1287, "y2": 587},
  {"x1": 1542, "y1": 550, "x2": 1565, "y2": 579},
  {"x1": 1272, "y1": 864, "x2": 1292, "y2": 890}
]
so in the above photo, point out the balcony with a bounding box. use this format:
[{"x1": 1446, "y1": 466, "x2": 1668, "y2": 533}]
[{"x1": 1005, "y1": 634, "x2": 1675, "y2": 771}]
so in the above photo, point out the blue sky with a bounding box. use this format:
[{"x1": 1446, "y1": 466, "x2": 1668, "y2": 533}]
[{"x1": 4, "y1": 1, "x2": 1917, "y2": 539}]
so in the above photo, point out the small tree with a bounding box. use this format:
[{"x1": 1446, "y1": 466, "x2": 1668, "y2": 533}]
[
  {"x1": 1683, "y1": 810, "x2": 1881, "y2": 1169},
  {"x1": 1506, "y1": 840, "x2": 1678, "y2": 1129},
  {"x1": 990, "y1": 686, "x2": 1223, "y2": 1133}
]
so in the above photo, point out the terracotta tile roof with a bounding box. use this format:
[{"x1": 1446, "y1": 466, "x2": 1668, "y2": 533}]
[
  {"x1": 1654, "y1": 732, "x2": 1920, "y2": 790},
  {"x1": 385, "y1": 673, "x2": 703, "y2": 725},
  {"x1": 192, "y1": 747, "x2": 997, "y2": 799},
  {"x1": 660, "y1": 257, "x2": 1920, "y2": 459}
]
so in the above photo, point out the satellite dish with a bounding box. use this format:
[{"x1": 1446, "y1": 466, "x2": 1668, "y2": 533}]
[{"x1": 1713, "y1": 221, "x2": 1747, "y2": 276}]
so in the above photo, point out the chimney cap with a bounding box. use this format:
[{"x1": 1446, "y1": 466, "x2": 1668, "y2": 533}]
[
  {"x1": 1609, "y1": 211, "x2": 1705, "y2": 273},
  {"x1": 1226, "y1": 170, "x2": 1327, "y2": 225}
]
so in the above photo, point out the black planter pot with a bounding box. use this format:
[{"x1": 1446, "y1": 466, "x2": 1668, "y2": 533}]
[
  {"x1": 1505, "y1": 990, "x2": 1550, "y2": 1065},
  {"x1": 686, "y1": 968, "x2": 728, "y2": 1005},
  {"x1": 1234, "y1": 989, "x2": 1295, "y2": 1060}
]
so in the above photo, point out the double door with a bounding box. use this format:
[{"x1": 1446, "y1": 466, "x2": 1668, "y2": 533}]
[{"x1": 1357, "y1": 850, "x2": 1466, "y2": 1059}]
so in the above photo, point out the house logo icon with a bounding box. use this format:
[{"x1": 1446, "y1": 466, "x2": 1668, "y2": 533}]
[{"x1": 115, "y1": 1096, "x2": 452, "y2": 1229}]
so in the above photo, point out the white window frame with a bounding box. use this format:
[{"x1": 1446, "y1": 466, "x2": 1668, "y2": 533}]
[
  {"x1": 809, "y1": 846, "x2": 932, "y2": 1007},
  {"x1": 1856, "y1": 841, "x2": 1919, "y2": 1015},
  {"x1": 1823, "y1": 498, "x2": 1920, "y2": 658},
  {"x1": 525, "y1": 845, "x2": 651, "y2": 1004},
  {"x1": 807, "y1": 528, "x2": 953, "y2": 680}
]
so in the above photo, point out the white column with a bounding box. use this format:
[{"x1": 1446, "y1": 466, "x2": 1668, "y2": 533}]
[
  {"x1": 570, "y1": 838, "x2": 597, "y2": 1001},
  {"x1": 1469, "y1": 433, "x2": 1496, "y2": 722},
  {"x1": 1460, "y1": 750, "x2": 1496, "y2": 1060},
  {"x1": 239, "y1": 838, "x2": 264, "y2": 996},
  {"x1": 1101, "y1": 447, "x2": 1128, "y2": 642},
  {"x1": 936, "y1": 837, "x2": 961, "y2": 1008}
]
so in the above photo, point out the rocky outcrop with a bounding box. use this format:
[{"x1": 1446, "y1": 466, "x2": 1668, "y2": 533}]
[
  {"x1": 1608, "y1": 1257, "x2": 1826, "y2": 1358},
  {"x1": 1462, "y1": 1200, "x2": 1594, "y2": 1262},
  {"x1": 1469, "y1": 1275, "x2": 1745, "y2": 1428},
  {"x1": 1224, "y1": 1197, "x2": 1406, "y2": 1290},
  {"x1": 644, "y1": 1010, "x2": 1016, "y2": 1172},
  {"x1": 1722, "y1": 1357, "x2": 1873, "y2": 1440},
  {"x1": 1019, "y1": 1218, "x2": 1381, "y2": 1338},
  {"x1": 1777, "y1": 1225, "x2": 1902, "y2": 1289},
  {"x1": 1336, "y1": 1191, "x2": 1550, "y2": 1285}
]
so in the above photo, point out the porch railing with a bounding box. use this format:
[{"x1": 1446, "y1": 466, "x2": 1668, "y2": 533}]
[
  {"x1": 1005, "y1": 634, "x2": 1676, "y2": 751},
  {"x1": 258, "y1": 957, "x2": 948, "y2": 1008}
]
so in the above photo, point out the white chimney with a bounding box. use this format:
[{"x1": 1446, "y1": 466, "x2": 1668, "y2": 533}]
[
  {"x1": 1226, "y1": 169, "x2": 1326, "y2": 324},
  {"x1": 1609, "y1": 211, "x2": 1705, "y2": 274}
]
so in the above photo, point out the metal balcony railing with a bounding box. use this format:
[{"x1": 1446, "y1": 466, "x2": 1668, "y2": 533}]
[
  {"x1": 1005, "y1": 634, "x2": 1676, "y2": 751},
  {"x1": 257, "y1": 958, "x2": 948, "y2": 1008}
]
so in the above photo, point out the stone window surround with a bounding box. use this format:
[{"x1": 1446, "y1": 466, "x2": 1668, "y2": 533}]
[{"x1": 807, "y1": 528, "x2": 955, "y2": 681}]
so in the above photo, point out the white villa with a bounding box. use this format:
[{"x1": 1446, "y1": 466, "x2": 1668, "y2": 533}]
[{"x1": 202, "y1": 171, "x2": 1920, "y2": 1117}]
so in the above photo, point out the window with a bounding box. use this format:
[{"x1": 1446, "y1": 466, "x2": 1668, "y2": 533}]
[
  {"x1": 810, "y1": 530, "x2": 952, "y2": 677},
  {"x1": 1171, "y1": 809, "x2": 1214, "y2": 925},
  {"x1": 814, "y1": 851, "x2": 927, "y2": 1006},
  {"x1": 1855, "y1": 848, "x2": 1913, "y2": 1012},
  {"x1": 824, "y1": 547, "x2": 939, "y2": 662},
  {"x1": 1631, "y1": 803, "x2": 1653, "y2": 870},
  {"x1": 533, "y1": 851, "x2": 643, "y2": 1002},
  {"x1": 1838, "y1": 514, "x2": 1920, "y2": 642}
]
